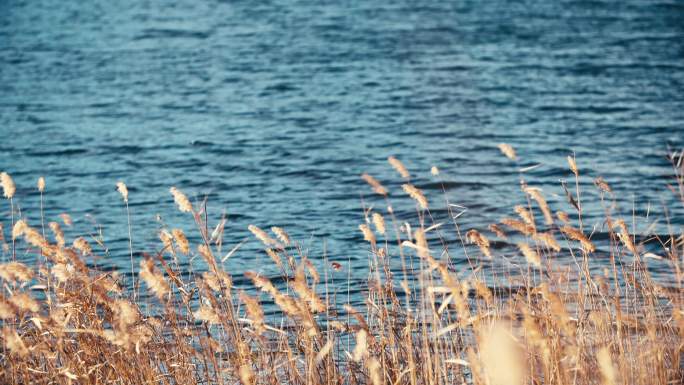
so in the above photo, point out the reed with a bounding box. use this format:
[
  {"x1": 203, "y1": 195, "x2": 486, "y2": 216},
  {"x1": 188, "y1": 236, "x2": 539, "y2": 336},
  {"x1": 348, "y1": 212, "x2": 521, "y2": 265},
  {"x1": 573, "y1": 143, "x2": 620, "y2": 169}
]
[{"x1": 0, "y1": 148, "x2": 682, "y2": 385}]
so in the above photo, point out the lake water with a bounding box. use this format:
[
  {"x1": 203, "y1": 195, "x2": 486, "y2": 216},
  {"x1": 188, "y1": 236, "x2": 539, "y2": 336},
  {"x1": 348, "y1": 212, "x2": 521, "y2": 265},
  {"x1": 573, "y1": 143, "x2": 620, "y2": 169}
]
[{"x1": 1, "y1": 0, "x2": 683, "y2": 295}]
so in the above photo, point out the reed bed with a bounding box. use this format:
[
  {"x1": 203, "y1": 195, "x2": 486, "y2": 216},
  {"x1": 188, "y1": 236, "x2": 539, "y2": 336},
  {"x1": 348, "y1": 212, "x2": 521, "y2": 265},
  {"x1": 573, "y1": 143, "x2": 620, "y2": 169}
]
[{"x1": 0, "y1": 148, "x2": 682, "y2": 385}]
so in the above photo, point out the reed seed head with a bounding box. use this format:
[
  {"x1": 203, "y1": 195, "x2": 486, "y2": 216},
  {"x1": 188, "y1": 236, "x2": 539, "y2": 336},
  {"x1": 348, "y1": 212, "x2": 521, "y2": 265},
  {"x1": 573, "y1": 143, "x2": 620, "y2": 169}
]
[
  {"x1": 402, "y1": 184, "x2": 428, "y2": 210},
  {"x1": 524, "y1": 187, "x2": 554, "y2": 225},
  {"x1": 194, "y1": 304, "x2": 221, "y2": 325},
  {"x1": 2, "y1": 327, "x2": 28, "y2": 357},
  {"x1": 361, "y1": 173, "x2": 388, "y2": 196},
  {"x1": 497, "y1": 143, "x2": 517, "y2": 161},
  {"x1": 371, "y1": 212, "x2": 385, "y2": 236},
  {"x1": 388, "y1": 156, "x2": 410, "y2": 179},
  {"x1": 597, "y1": 347, "x2": 617, "y2": 385},
  {"x1": 568, "y1": 155, "x2": 579, "y2": 176},
  {"x1": 248, "y1": 225, "x2": 279, "y2": 247},
  {"x1": 12, "y1": 220, "x2": 27, "y2": 240},
  {"x1": 560, "y1": 225, "x2": 596, "y2": 253},
  {"x1": 359, "y1": 224, "x2": 376, "y2": 246},
  {"x1": 271, "y1": 226, "x2": 291, "y2": 246},
  {"x1": 352, "y1": 329, "x2": 368, "y2": 362},
  {"x1": 518, "y1": 242, "x2": 541, "y2": 267},
  {"x1": 116, "y1": 181, "x2": 129, "y2": 203},
  {"x1": 171, "y1": 229, "x2": 189, "y2": 254},
  {"x1": 139, "y1": 259, "x2": 170, "y2": 300},
  {"x1": 1, "y1": 172, "x2": 15, "y2": 199},
  {"x1": 59, "y1": 213, "x2": 73, "y2": 226},
  {"x1": 170, "y1": 187, "x2": 193, "y2": 213},
  {"x1": 488, "y1": 224, "x2": 507, "y2": 240},
  {"x1": 479, "y1": 322, "x2": 524, "y2": 385},
  {"x1": 466, "y1": 229, "x2": 492, "y2": 258},
  {"x1": 49, "y1": 222, "x2": 65, "y2": 247},
  {"x1": 0, "y1": 262, "x2": 33, "y2": 284},
  {"x1": 73, "y1": 237, "x2": 92, "y2": 255}
]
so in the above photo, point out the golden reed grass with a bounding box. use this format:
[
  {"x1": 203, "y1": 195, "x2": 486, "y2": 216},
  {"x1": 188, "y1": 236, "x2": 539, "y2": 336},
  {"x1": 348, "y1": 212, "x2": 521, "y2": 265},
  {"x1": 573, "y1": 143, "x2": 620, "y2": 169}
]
[{"x1": 0, "y1": 148, "x2": 683, "y2": 385}]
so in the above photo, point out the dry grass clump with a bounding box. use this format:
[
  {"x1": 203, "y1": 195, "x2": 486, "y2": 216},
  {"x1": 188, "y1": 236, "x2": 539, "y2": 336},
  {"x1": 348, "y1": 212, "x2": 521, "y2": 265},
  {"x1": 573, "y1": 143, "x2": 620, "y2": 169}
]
[{"x1": 0, "y1": 148, "x2": 683, "y2": 385}]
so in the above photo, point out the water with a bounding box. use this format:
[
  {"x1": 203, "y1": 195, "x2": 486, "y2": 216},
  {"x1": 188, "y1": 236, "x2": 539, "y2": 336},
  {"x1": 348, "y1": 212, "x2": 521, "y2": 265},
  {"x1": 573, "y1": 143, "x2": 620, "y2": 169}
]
[{"x1": 1, "y1": 0, "x2": 683, "y2": 294}]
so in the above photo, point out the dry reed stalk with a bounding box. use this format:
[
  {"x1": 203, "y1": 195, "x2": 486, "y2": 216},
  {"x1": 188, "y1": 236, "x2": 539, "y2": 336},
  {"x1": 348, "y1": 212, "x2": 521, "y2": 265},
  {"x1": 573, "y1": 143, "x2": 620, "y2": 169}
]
[
  {"x1": 37, "y1": 177, "x2": 46, "y2": 237},
  {"x1": 117, "y1": 181, "x2": 135, "y2": 298}
]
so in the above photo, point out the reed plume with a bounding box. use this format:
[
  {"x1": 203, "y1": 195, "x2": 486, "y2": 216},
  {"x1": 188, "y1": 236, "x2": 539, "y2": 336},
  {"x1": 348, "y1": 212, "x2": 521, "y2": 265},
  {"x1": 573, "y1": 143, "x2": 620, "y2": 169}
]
[
  {"x1": 372, "y1": 212, "x2": 386, "y2": 235},
  {"x1": 248, "y1": 224, "x2": 279, "y2": 247},
  {"x1": 361, "y1": 173, "x2": 388, "y2": 196},
  {"x1": 497, "y1": 143, "x2": 517, "y2": 161},
  {"x1": 1, "y1": 172, "x2": 16, "y2": 199},
  {"x1": 402, "y1": 184, "x2": 428, "y2": 210},
  {"x1": 560, "y1": 225, "x2": 596, "y2": 253},
  {"x1": 567, "y1": 155, "x2": 578, "y2": 176},
  {"x1": 388, "y1": 156, "x2": 410, "y2": 179},
  {"x1": 116, "y1": 181, "x2": 129, "y2": 203},
  {"x1": 170, "y1": 186, "x2": 193, "y2": 212}
]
